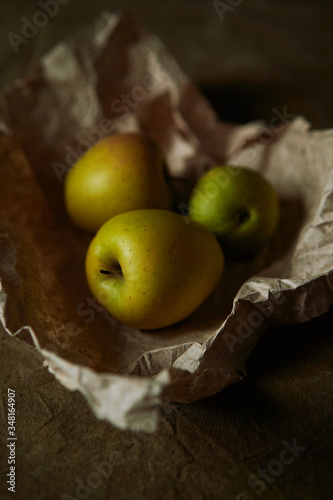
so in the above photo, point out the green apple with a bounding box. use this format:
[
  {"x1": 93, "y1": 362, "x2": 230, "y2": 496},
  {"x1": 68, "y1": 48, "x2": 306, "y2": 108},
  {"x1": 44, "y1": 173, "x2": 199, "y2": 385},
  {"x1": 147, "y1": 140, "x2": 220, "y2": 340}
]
[
  {"x1": 188, "y1": 165, "x2": 280, "y2": 255},
  {"x1": 85, "y1": 209, "x2": 224, "y2": 330},
  {"x1": 64, "y1": 132, "x2": 171, "y2": 233}
]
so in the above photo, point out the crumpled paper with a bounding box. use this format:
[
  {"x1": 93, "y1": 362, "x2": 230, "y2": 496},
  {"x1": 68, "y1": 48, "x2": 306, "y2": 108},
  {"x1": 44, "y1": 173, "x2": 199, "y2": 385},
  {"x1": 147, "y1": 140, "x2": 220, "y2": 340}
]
[{"x1": 1, "y1": 11, "x2": 333, "y2": 431}]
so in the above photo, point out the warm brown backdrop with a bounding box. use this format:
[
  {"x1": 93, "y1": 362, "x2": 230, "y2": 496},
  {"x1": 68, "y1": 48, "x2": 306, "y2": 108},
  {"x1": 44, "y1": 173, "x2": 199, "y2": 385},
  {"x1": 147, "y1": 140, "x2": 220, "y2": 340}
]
[{"x1": 1, "y1": 1, "x2": 333, "y2": 499}]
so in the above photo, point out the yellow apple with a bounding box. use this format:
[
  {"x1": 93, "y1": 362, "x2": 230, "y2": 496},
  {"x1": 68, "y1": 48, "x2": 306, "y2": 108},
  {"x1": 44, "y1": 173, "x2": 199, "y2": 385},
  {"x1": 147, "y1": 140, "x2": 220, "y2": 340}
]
[
  {"x1": 64, "y1": 132, "x2": 171, "y2": 233},
  {"x1": 188, "y1": 165, "x2": 280, "y2": 255},
  {"x1": 85, "y1": 209, "x2": 224, "y2": 329}
]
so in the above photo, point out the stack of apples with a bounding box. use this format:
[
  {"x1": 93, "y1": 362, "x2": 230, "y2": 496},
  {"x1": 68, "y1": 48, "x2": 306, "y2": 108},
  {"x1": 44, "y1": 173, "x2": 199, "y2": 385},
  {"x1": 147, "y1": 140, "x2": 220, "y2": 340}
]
[{"x1": 65, "y1": 133, "x2": 280, "y2": 330}]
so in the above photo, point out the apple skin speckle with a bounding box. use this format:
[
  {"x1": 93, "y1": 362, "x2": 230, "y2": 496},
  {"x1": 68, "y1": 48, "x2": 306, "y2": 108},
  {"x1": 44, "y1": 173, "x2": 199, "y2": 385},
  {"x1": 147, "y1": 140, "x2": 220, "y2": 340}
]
[
  {"x1": 85, "y1": 208, "x2": 224, "y2": 329},
  {"x1": 188, "y1": 165, "x2": 280, "y2": 255},
  {"x1": 64, "y1": 132, "x2": 171, "y2": 233}
]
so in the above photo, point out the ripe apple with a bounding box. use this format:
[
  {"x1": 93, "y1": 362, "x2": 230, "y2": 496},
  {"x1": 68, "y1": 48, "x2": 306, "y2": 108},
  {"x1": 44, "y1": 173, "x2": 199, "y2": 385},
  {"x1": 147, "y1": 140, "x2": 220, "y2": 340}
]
[
  {"x1": 64, "y1": 132, "x2": 171, "y2": 233},
  {"x1": 188, "y1": 165, "x2": 280, "y2": 255},
  {"x1": 85, "y1": 209, "x2": 224, "y2": 330}
]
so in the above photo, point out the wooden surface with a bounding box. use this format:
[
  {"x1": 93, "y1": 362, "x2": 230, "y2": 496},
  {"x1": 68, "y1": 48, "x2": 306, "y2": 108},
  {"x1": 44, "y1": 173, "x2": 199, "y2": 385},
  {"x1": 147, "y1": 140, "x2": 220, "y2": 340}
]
[{"x1": 1, "y1": 1, "x2": 333, "y2": 499}]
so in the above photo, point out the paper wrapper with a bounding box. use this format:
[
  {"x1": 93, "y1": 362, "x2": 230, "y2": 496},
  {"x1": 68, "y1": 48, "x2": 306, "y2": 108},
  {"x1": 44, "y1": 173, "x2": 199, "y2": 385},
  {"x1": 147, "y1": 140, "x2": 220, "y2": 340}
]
[{"x1": 1, "y1": 11, "x2": 333, "y2": 431}]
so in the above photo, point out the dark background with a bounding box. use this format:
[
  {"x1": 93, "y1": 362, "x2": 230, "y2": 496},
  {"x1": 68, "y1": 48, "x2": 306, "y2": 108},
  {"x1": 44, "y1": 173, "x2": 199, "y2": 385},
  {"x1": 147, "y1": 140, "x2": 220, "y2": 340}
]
[
  {"x1": 1, "y1": 1, "x2": 333, "y2": 499},
  {"x1": 1, "y1": 0, "x2": 333, "y2": 128}
]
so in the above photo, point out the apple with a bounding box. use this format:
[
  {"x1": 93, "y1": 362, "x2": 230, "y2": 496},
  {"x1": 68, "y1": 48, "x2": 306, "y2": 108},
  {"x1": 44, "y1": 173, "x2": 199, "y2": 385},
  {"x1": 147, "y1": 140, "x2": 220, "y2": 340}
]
[
  {"x1": 188, "y1": 165, "x2": 280, "y2": 255},
  {"x1": 85, "y1": 209, "x2": 224, "y2": 329},
  {"x1": 64, "y1": 132, "x2": 171, "y2": 233}
]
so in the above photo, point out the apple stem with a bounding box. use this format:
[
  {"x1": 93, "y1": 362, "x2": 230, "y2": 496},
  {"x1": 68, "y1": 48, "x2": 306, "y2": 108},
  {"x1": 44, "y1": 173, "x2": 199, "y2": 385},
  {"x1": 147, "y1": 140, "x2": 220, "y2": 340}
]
[
  {"x1": 100, "y1": 264, "x2": 123, "y2": 278},
  {"x1": 237, "y1": 211, "x2": 250, "y2": 225}
]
